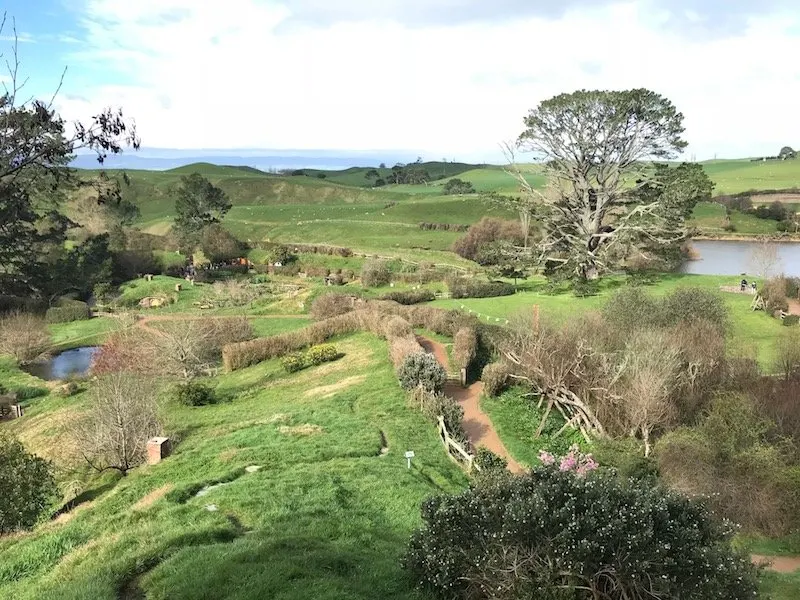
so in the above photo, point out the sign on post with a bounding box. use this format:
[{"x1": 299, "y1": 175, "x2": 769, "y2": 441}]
[{"x1": 404, "y1": 450, "x2": 415, "y2": 469}]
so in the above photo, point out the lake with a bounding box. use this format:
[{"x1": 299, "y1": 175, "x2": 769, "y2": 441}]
[
  {"x1": 681, "y1": 240, "x2": 800, "y2": 277},
  {"x1": 23, "y1": 346, "x2": 100, "y2": 381}
]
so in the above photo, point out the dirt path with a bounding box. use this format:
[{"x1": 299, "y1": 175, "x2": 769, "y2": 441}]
[
  {"x1": 787, "y1": 298, "x2": 800, "y2": 316},
  {"x1": 751, "y1": 554, "x2": 800, "y2": 574},
  {"x1": 417, "y1": 336, "x2": 523, "y2": 474}
]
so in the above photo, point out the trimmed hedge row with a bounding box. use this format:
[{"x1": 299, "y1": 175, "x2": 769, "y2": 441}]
[
  {"x1": 290, "y1": 243, "x2": 354, "y2": 257},
  {"x1": 448, "y1": 280, "x2": 515, "y2": 299},
  {"x1": 379, "y1": 289, "x2": 436, "y2": 305},
  {"x1": 281, "y1": 344, "x2": 341, "y2": 373},
  {"x1": 45, "y1": 300, "x2": 91, "y2": 324}
]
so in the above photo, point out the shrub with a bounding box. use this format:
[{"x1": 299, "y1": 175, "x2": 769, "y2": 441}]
[
  {"x1": 281, "y1": 352, "x2": 308, "y2": 373},
  {"x1": 418, "y1": 222, "x2": 469, "y2": 232},
  {"x1": 200, "y1": 224, "x2": 244, "y2": 263},
  {"x1": 448, "y1": 279, "x2": 515, "y2": 299},
  {"x1": 289, "y1": 243, "x2": 353, "y2": 257},
  {"x1": 474, "y1": 447, "x2": 508, "y2": 472},
  {"x1": 657, "y1": 393, "x2": 800, "y2": 536},
  {"x1": 304, "y1": 265, "x2": 330, "y2": 278},
  {"x1": 0, "y1": 311, "x2": 51, "y2": 363},
  {"x1": 453, "y1": 327, "x2": 478, "y2": 372},
  {"x1": 0, "y1": 433, "x2": 58, "y2": 533},
  {"x1": 361, "y1": 259, "x2": 391, "y2": 287},
  {"x1": 605, "y1": 286, "x2": 728, "y2": 333},
  {"x1": 388, "y1": 335, "x2": 425, "y2": 369},
  {"x1": 13, "y1": 386, "x2": 48, "y2": 401},
  {"x1": 591, "y1": 437, "x2": 659, "y2": 483},
  {"x1": 481, "y1": 362, "x2": 510, "y2": 397},
  {"x1": 411, "y1": 388, "x2": 466, "y2": 443},
  {"x1": 379, "y1": 289, "x2": 436, "y2": 305},
  {"x1": 310, "y1": 292, "x2": 356, "y2": 320},
  {"x1": 398, "y1": 353, "x2": 447, "y2": 393},
  {"x1": 405, "y1": 465, "x2": 759, "y2": 600},
  {"x1": 175, "y1": 382, "x2": 218, "y2": 406},
  {"x1": 452, "y1": 217, "x2": 524, "y2": 262},
  {"x1": 784, "y1": 314, "x2": 800, "y2": 327},
  {"x1": 306, "y1": 344, "x2": 339, "y2": 365},
  {"x1": 57, "y1": 381, "x2": 81, "y2": 398},
  {"x1": 45, "y1": 300, "x2": 91, "y2": 324},
  {"x1": 384, "y1": 316, "x2": 413, "y2": 338},
  {"x1": 762, "y1": 276, "x2": 790, "y2": 312},
  {"x1": 442, "y1": 178, "x2": 476, "y2": 195}
]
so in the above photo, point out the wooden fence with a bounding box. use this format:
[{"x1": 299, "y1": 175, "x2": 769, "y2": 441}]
[{"x1": 437, "y1": 416, "x2": 480, "y2": 473}]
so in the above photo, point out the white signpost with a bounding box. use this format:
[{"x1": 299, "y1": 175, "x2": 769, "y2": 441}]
[{"x1": 404, "y1": 450, "x2": 415, "y2": 469}]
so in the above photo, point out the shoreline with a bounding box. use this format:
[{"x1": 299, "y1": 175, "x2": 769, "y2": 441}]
[{"x1": 690, "y1": 234, "x2": 800, "y2": 243}]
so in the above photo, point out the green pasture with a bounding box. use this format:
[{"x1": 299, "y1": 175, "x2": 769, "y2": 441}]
[{"x1": 0, "y1": 333, "x2": 466, "y2": 599}]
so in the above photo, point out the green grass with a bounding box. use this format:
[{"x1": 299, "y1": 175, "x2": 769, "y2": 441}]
[
  {"x1": 759, "y1": 572, "x2": 800, "y2": 600},
  {"x1": 432, "y1": 274, "x2": 784, "y2": 371},
  {"x1": 48, "y1": 317, "x2": 122, "y2": 351},
  {"x1": 702, "y1": 159, "x2": 800, "y2": 195},
  {"x1": 0, "y1": 333, "x2": 466, "y2": 599},
  {"x1": 481, "y1": 388, "x2": 586, "y2": 469},
  {"x1": 249, "y1": 316, "x2": 310, "y2": 337}
]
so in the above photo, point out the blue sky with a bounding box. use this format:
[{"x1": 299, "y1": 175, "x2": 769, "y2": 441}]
[{"x1": 4, "y1": 0, "x2": 800, "y2": 162}]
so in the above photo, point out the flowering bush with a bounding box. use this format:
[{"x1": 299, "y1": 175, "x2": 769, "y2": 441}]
[
  {"x1": 405, "y1": 464, "x2": 759, "y2": 599},
  {"x1": 538, "y1": 444, "x2": 598, "y2": 476}
]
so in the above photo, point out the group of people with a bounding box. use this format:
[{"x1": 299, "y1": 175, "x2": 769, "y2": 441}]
[{"x1": 740, "y1": 279, "x2": 757, "y2": 292}]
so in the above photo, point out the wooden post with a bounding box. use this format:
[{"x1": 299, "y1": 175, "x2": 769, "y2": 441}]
[
  {"x1": 459, "y1": 368, "x2": 467, "y2": 388},
  {"x1": 145, "y1": 274, "x2": 153, "y2": 281},
  {"x1": 11, "y1": 404, "x2": 24, "y2": 419},
  {"x1": 174, "y1": 283, "x2": 182, "y2": 292}
]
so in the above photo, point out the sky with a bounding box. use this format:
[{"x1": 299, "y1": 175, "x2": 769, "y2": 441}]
[{"x1": 3, "y1": 0, "x2": 800, "y2": 163}]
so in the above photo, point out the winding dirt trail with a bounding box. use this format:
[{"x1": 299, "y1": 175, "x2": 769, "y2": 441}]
[{"x1": 417, "y1": 336, "x2": 523, "y2": 474}]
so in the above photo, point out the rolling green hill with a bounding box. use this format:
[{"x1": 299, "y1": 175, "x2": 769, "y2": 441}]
[{"x1": 74, "y1": 157, "x2": 800, "y2": 261}]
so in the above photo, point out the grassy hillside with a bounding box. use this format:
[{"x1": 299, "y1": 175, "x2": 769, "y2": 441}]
[
  {"x1": 0, "y1": 331, "x2": 466, "y2": 599},
  {"x1": 76, "y1": 157, "x2": 800, "y2": 261}
]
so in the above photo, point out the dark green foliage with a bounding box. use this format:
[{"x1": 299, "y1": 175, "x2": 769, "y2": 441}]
[
  {"x1": 173, "y1": 173, "x2": 231, "y2": 236},
  {"x1": 405, "y1": 466, "x2": 759, "y2": 599},
  {"x1": 45, "y1": 300, "x2": 91, "y2": 324},
  {"x1": 200, "y1": 224, "x2": 244, "y2": 263},
  {"x1": 379, "y1": 289, "x2": 435, "y2": 305},
  {"x1": 571, "y1": 277, "x2": 599, "y2": 297},
  {"x1": 783, "y1": 315, "x2": 800, "y2": 327},
  {"x1": 448, "y1": 279, "x2": 515, "y2": 299},
  {"x1": 415, "y1": 389, "x2": 466, "y2": 443},
  {"x1": 418, "y1": 222, "x2": 470, "y2": 232},
  {"x1": 0, "y1": 433, "x2": 58, "y2": 534},
  {"x1": 280, "y1": 344, "x2": 342, "y2": 374},
  {"x1": 751, "y1": 201, "x2": 789, "y2": 221},
  {"x1": 360, "y1": 260, "x2": 391, "y2": 287},
  {"x1": 442, "y1": 178, "x2": 475, "y2": 195},
  {"x1": 13, "y1": 386, "x2": 48, "y2": 401},
  {"x1": 474, "y1": 447, "x2": 507, "y2": 472},
  {"x1": 398, "y1": 353, "x2": 447, "y2": 393},
  {"x1": 175, "y1": 382, "x2": 218, "y2": 407},
  {"x1": 591, "y1": 437, "x2": 659, "y2": 483}
]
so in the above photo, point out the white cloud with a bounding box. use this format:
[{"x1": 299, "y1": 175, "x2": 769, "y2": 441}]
[{"x1": 55, "y1": 0, "x2": 800, "y2": 160}]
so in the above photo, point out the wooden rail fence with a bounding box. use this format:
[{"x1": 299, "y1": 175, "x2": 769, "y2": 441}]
[{"x1": 437, "y1": 416, "x2": 480, "y2": 473}]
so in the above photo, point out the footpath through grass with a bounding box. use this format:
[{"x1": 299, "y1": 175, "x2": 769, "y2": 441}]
[{"x1": 0, "y1": 333, "x2": 466, "y2": 600}]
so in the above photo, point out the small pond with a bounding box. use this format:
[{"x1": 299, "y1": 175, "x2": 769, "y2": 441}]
[
  {"x1": 680, "y1": 240, "x2": 800, "y2": 277},
  {"x1": 22, "y1": 346, "x2": 100, "y2": 381}
]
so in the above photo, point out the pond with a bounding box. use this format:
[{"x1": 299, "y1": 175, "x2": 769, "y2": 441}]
[
  {"x1": 22, "y1": 346, "x2": 100, "y2": 381},
  {"x1": 680, "y1": 240, "x2": 800, "y2": 277}
]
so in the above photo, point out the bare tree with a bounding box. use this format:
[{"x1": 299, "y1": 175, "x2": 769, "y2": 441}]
[
  {"x1": 620, "y1": 330, "x2": 682, "y2": 456},
  {"x1": 0, "y1": 311, "x2": 51, "y2": 363},
  {"x1": 774, "y1": 329, "x2": 800, "y2": 382},
  {"x1": 501, "y1": 89, "x2": 711, "y2": 280},
  {"x1": 748, "y1": 240, "x2": 783, "y2": 279},
  {"x1": 73, "y1": 373, "x2": 161, "y2": 475}
]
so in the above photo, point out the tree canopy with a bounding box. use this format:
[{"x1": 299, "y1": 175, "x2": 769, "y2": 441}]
[
  {"x1": 173, "y1": 173, "x2": 231, "y2": 235},
  {"x1": 0, "y1": 432, "x2": 57, "y2": 533},
  {"x1": 507, "y1": 88, "x2": 695, "y2": 280}
]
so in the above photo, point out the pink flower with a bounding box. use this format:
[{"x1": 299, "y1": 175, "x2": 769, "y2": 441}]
[
  {"x1": 559, "y1": 455, "x2": 577, "y2": 472},
  {"x1": 539, "y1": 450, "x2": 556, "y2": 466}
]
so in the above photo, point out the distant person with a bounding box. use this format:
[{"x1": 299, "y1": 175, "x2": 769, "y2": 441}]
[
  {"x1": 740, "y1": 279, "x2": 748, "y2": 292},
  {"x1": 751, "y1": 282, "x2": 757, "y2": 292}
]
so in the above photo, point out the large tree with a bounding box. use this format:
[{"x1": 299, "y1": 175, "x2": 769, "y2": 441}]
[
  {"x1": 508, "y1": 89, "x2": 696, "y2": 280},
  {"x1": 172, "y1": 173, "x2": 231, "y2": 248},
  {"x1": 0, "y1": 432, "x2": 58, "y2": 533},
  {"x1": 0, "y1": 15, "x2": 139, "y2": 296}
]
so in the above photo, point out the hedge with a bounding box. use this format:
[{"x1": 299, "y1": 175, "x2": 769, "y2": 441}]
[
  {"x1": 448, "y1": 280, "x2": 515, "y2": 299},
  {"x1": 45, "y1": 300, "x2": 91, "y2": 324},
  {"x1": 289, "y1": 243, "x2": 354, "y2": 257},
  {"x1": 379, "y1": 289, "x2": 436, "y2": 305}
]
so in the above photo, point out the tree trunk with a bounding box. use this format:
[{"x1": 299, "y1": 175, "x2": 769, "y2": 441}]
[{"x1": 642, "y1": 425, "x2": 651, "y2": 458}]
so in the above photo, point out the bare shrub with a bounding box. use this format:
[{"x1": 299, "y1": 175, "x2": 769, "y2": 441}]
[
  {"x1": 774, "y1": 329, "x2": 800, "y2": 380},
  {"x1": 748, "y1": 240, "x2": 783, "y2": 278},
  {"x1": 384, "y1": 316, "x2": 413, "y2": 339},
  {"x1": 657, "y1": 394, "x2": 800, "y2": 536},
  {"x1": 389, "y1": 336, "x2": 425, "y2": 369},
  {"x1": 452, "y1": 217, "x2": 523, "y2": 262},
  {"x1": 762, "y1": 276, "x2": 789, "y2": 313},
  {"x1": 310, "y1": 292, "x2": 356, "y2": 320},
  {"x1": 72, "y1": 373, "x2": 162, "y2": 474},
  {"x1": 0, "y1": 311, "x2": 51, "y2": 363},
  {"x1": 481, "y1": 362, "x2": 510, "y2": 397},
  {"x1": 453, "y1": 327, "x2": 478, "y2": 371},
  {"x1": 361, "y1": 259, "x2": 391, "y2": 287}
]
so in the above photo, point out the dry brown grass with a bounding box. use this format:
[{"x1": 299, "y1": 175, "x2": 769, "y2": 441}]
[
  {"x1": 278, "y1": 424, "x2": 324, "y2": 436},
  {"x1": 303, "y1": 375, "x2": 366, "y2": 399},
  {"x1": 132, "y1": 484, "x2": 174, "y2": 511}
]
